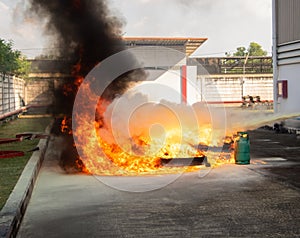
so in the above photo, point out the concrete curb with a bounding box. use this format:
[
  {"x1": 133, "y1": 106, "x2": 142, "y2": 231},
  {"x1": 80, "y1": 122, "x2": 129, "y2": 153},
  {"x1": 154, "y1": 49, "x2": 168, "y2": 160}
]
[{"x1": 0, "y1": 120, "x2": 53, "y2": 238}]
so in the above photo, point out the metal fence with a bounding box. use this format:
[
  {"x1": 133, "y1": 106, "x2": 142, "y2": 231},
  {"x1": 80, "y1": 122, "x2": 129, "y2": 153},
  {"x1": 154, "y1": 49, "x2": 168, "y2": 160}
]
[
  {"x1": 0, "y1": 74, "x2": 25, "y2": 116},
  {"x1": 189, "y1": 56, "x2": 273, "y2": 75}
]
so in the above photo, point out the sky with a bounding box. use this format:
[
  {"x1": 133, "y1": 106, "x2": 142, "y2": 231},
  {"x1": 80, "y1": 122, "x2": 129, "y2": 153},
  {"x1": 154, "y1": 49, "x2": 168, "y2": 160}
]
[{"x1": 0, "y1": 0, "x2": 272, "y2": 58}]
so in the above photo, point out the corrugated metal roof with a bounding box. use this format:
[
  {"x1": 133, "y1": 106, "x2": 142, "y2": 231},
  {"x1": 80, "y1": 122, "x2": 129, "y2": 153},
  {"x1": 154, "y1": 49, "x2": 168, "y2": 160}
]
[{"x1": 123, "y1": 37, "x2": 207, "y2": 56}]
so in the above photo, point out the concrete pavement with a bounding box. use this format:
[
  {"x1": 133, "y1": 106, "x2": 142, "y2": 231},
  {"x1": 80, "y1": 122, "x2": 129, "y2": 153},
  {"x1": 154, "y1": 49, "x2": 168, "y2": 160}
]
[{"x1": 17, "y1": 135, "x2": 300, "y2": 237}]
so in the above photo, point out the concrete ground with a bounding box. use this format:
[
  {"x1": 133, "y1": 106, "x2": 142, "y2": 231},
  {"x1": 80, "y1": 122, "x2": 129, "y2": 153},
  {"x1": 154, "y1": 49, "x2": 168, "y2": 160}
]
[{"x1": 17, "y1": 130, "x2": 300, "y2": 238}]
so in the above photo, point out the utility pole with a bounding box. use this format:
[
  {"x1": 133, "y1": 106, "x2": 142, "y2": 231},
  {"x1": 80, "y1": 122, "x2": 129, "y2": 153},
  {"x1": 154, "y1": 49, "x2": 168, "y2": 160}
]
[{"x1": 241, "y1": 52, "x2": 250, "y2": 98}]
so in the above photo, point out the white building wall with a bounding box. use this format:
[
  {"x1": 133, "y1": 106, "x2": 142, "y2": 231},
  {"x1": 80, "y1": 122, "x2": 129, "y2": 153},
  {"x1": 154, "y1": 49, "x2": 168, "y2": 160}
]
[
  {"x1": 136, "y1": 72, "x2": 273, "y2": 106},
  {"x1": 243, "y1": 77, "x2": 273, "y2": 100},
  {"x1": 136, "y1": 66, "x2": 199, "y2": 105},
  {"x1": 186, "y1": 66, "x2": 199, "y2": 105},
  {"x1": 277, "y1": 63, "x2": 300, "y2": 113},
  {"x1": 275, "y1": 41, "x2": 300, "y2": 114},
  {"x1": 139, "y1": 69, "x2": 182, "y2": 104},
  {"x1": 274, "y1": 0, "x2": 300, "y2": 114},
  {"x1": 200, "y1": 75, "x2": 273, "y2": 103}
]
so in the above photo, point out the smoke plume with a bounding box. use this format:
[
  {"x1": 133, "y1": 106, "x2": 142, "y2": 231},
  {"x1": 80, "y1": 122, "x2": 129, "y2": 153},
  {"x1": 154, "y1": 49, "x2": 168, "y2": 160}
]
[
  {"x1": 26, "y1": 0, "x2": 146, "y2": 171},
  {"x1": 28, "y1": 0, "x2": 123, "y2": 72},
  {"x1": 27, "y1": 0, "x2": 144, "y2": 115}
]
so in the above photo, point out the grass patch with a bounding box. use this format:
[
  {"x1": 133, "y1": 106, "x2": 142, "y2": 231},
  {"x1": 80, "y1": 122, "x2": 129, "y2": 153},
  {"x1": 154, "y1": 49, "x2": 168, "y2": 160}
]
[{"x1": 0, "y1": 117, "x2": 52, "y2": 209}]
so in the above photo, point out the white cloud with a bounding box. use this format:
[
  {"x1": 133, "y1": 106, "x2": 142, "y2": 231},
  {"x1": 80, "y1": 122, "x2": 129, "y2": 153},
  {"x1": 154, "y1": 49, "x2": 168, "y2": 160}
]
[
  {"x1": 0, "y1": 0, "x2": 46, "y2": 58},
  {"x1": 0, "y1": 1, "x2": 12, "y2": 40},
  {"x1": 1, "y1": 0, "x2": 272, "y2": 57},
  {"x1": 133, "y1": 16, "x2": 148, "y2": 31},
  {"x1": 0, "y1": 1, "x2": 9, "y2": 11},
  {"x1": 138, "y1": 0, "x2": 152, "y2": 4},
  {"x1": 110, "y1": 0, "x2": 272, "y2": 56}
]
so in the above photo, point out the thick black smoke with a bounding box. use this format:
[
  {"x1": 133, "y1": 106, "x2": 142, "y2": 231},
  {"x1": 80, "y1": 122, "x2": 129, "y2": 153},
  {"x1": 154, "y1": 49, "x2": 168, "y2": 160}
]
[
  {"x1": 28, "y1": 0, "x2": 144, "y2": 114},
  {"x1": 27, "y1": 0, "x2": 145, "y2": 172},
  {"x1": 28, "y1": 0, "x2": 123, "y2": 73}
]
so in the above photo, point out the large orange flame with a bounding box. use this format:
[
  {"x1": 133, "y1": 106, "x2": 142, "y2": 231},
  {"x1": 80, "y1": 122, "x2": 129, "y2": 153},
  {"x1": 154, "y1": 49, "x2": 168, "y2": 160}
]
[{"x1": 69, "y1": 80, "x2": 235, "y2": 176}]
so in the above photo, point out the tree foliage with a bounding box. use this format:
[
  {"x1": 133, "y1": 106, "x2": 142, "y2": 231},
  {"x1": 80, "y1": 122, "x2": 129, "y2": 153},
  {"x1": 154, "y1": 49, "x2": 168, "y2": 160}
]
[
  {"x1": 247, "y1": 42, "x2": 267, "y2": 56},
  {"x1": 0, "y1": 39, "x2": 31, "y2": 76},
  {"x1": 227, "y1": 42, "x2": 268, "y2": 57},
  {"x1": 233, "y1": 46, "x2": 247, "y2": 56}
]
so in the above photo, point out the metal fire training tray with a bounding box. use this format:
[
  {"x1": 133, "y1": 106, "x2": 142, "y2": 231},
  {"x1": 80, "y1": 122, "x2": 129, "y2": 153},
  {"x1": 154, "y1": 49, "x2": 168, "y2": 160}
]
[{"x1": 160, "y1": 156, "x2": 210, "y2": 167}]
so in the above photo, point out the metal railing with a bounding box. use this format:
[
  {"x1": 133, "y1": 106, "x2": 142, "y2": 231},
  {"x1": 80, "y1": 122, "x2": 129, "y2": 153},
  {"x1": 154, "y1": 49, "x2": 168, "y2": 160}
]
[{"x1": 189, "y1": 56, "x2": 273, "y2": 74}]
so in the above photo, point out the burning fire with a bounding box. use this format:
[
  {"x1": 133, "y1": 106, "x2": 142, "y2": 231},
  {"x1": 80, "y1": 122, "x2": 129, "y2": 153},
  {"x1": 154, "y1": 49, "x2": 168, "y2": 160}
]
[
  {"x1": 65, "y1": 78, "x2": 235, "y2": 176},
  {"x1": 61, "y1": 116, "x2": 72, "y2": 135}
]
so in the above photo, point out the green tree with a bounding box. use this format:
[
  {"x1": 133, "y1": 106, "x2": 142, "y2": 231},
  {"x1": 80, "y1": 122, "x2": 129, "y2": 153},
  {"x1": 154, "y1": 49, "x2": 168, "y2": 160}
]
[
  {"x1": 233, "y1": 46, "x2": 247, "y2": 56},
  {"x1": 0, "y1": 39, "x2": 31, "y2": 77},
  {"x1": 247, "y1": 42, "x2": 267, "y2": 56},
  {"x1": 230, "y1": 42, "x2": 268, "y2": 57}
]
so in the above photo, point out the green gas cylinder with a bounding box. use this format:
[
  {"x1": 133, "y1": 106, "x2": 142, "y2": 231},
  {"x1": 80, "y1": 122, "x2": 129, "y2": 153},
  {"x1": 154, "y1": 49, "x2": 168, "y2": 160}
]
[{"x1": 234, "y1": 132, "x2": 250, "y2": 165}]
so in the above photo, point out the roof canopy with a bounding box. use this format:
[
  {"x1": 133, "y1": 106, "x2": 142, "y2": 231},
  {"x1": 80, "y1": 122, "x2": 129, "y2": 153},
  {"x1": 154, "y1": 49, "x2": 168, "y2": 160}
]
[{"x1": 123, "y1": 37, "x2": 207, "y2": 56}]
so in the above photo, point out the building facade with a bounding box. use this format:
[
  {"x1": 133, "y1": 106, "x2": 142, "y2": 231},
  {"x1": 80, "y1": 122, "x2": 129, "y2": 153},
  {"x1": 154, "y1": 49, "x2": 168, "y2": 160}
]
[{"x1": 273, "y1": 0, "x2": 300, "y2": 113}]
